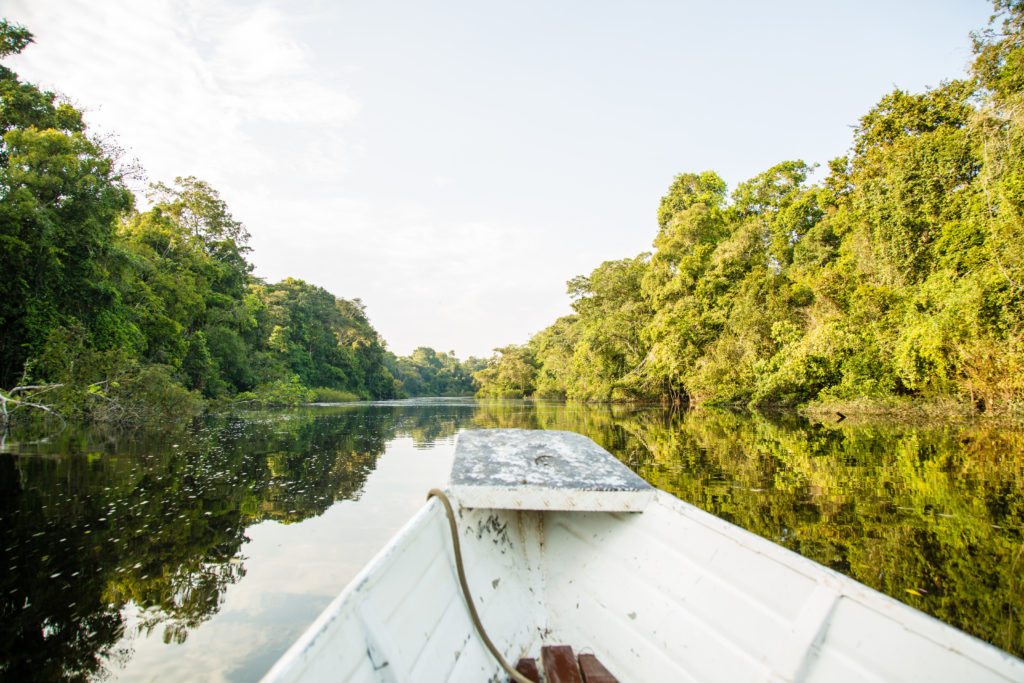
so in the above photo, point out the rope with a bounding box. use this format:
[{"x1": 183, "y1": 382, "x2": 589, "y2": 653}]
[{"x1": 427, "y1": 489, "x2": 533, "y2": 683}]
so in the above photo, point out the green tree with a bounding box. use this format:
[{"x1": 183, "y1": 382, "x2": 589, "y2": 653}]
[
  {"x1": 480, "y1": 3, "x2": 1024, "y2": 413},
  {"x1": 388, "y1": 347, "x2": 480, "y2": 397},
  {"x1": 0, "y1": 21, "x2": 135, "y2": 387},
  {"x1": 566, "y1": 255, "x2": 652, "y2": 400},
  {"x1": 474, "y1": 345, "x2": 537, "y2": 398}
]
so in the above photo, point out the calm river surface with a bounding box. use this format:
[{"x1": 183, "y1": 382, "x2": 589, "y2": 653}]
[{"x1": 1, "y1": 399, "x2": 1022, "y2": 680}]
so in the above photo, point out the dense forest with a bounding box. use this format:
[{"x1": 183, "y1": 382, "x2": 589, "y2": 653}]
[
  {"x1": 387, "y1": 347, "x2": 484, "y2": 398},
  {"x1": 476, "y1": 2, "x2": 1024, "y2": 414},
  {"x1": 5, "y1": 4, "x2": 1024, "y2": 423},
  {"x1": 0, "y1": 20, "x2": 481, "y2": 425}
]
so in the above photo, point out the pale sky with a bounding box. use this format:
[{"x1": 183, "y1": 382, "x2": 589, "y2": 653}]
[{"x1": 6, "y1": 0, "x2": 990, "y2": 358}]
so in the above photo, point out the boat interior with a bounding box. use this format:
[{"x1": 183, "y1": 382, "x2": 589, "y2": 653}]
[{"x1": 264, "y1": 493, "x2": 1023, "y2": 682}]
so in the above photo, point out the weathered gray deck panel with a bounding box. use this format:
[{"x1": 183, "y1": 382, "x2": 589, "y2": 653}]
[{"x1": 450, "y1": 429, "x2": 653, "y2": 511}]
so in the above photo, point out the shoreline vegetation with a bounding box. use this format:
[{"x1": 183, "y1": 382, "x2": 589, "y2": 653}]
[
  {"x1": 0, "y1": 20, "x2": 481, "y2": 428},
  {"x1": 3, "y1": 3, "x2": 1024, "y2": 428},
  {"x1": 472, "y1": 3, "x2": 1024, "y2": 419}
]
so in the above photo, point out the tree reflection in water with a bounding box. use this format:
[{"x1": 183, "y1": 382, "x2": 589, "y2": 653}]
[
  {"x1": 477, "y1": 403, "x2": 1024, "y2": 658},
  {"x1": 0, "y1": 400, "x2": 1021, "y2": 680},
  {"x1": 0, "y1": 405, "x2": 459, "y2": 680}
]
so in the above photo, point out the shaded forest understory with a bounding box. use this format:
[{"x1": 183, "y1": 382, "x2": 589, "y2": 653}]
[
  {"x1": 4, "y1": 4, "x2": 1024, "y2": 425},
  {"x1": 474, "y1": 3, "x2": 1024, "y2": 415}
]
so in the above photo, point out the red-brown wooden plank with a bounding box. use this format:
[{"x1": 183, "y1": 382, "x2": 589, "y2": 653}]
[
  {"x1": 578, "y1": 653, "x2": 619, "y2": 683},
  {"x1": 542, "y1": 645, "x2": 583, "y2": 683},
  {"x1": 515, "y1": 657, "x2": 541, "y2": 683}
]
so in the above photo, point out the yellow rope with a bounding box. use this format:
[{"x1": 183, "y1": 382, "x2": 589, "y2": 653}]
[{"x1": 427, "y1": 489, "x2": 533, "y2": 683}]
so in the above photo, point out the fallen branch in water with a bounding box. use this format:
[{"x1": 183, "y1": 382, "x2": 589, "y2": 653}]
[{"x1": 0, "y1": 384, "x2": 67, "y2": 428}]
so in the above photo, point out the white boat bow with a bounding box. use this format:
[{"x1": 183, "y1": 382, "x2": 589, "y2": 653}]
[{"x1": 262, "y1": 429, "x2": 1024, "y2": 682}]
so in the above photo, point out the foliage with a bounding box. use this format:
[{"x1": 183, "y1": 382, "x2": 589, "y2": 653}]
[
  {"x1": 0, "y1": 21, "x2": 134, "y2": 387},
  {"x1": 387, "y1": 347, "x2": 483, "y2": 397},
  {"x1": 309, "y1": 387, "x2": 363, "y2": 402},
  {"x1": 0, "y1": 21, "x2": 403, "y2": 423},
  {"x1": 250, "y1": 279, "x2": 399, "y2": 401},
  {"x1": 474, "y1": 345, "x2": 538, "y2": 398},
  {"x1": 234, "y1": 376, "x2": 313, "y2": 407},
  {"x1": 565, "y1": 255, "x2": 653, "y2": 401},
  {"x1": 477, "y1": 3, "x2": 1024, "y2": 413},
  {"x1": 529, "y1": 316, "x2": 580, "y2": 399}
]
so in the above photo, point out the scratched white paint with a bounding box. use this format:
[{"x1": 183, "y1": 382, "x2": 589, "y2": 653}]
[
  {"x1": 450, "y1": 429, "x2": 654, "y2": 511},
  {"x1": 262, "y1": 431, "x2": 1024, "y2": 683}
]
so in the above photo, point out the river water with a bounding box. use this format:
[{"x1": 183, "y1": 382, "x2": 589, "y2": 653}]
[{"x1": 1, "y1": 399, "x2": 1021, "y2": 680}]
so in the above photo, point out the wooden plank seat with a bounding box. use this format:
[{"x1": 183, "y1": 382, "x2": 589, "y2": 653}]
[
  {"x1": 514, "y1": 646, "x2": 619, "y2": 683},
  {"x1": 577, "y1": 654, "x2": 618, "y2": 683},
  {"x1": 515, "y1": 657, "x2": 541, "y2": 683}
]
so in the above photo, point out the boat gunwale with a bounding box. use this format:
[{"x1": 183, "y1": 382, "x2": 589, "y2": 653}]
[
  {"x1": 260, "y1": 485, "x2": 1024, "y2": 682},
  {"x1": 259, "y1": 497, "x2": 446, "y2": 683},
  {"x1": 646, "y1": 490, "x2": 1024, "y2": 678}
]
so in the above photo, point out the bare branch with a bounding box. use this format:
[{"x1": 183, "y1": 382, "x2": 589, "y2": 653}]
[
  {"x1": 9, "y1": 384, "x2": 64, "y2": 395},
  {"x1": 0, "y1": 388, "x2": 66, "y2": 428}
]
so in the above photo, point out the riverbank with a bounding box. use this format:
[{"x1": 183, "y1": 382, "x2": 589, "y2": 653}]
[{"x1": 802, "y1": 396, "x2": 1024, "y2": 422}]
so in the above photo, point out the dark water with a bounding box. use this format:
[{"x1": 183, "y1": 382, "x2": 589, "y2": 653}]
[{"x1": 1, "y1": 400, "x2": 1022, "y2": 680}]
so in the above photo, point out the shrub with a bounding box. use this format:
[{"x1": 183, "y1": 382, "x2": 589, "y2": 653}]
[
  {"x1": 234, "y1": 376, "x2": 313, "y2": 406},
  {"x1": 309, "y1": 387, "x2": 363, "y2": 402}
]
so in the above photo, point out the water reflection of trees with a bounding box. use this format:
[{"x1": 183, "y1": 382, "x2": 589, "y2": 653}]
[
  {"x1": 1, "y1": 402, "x2": 1021, "y2": 680},
  {"x1": 625, "y1": 410, "x2": 1024, "y2": 660},
  {"x1": 475, "y1": 404, "x2": 1024, "y2": 657},
  {"x1": 0, "y1": 404, "x2": 474, "y2": 680}
]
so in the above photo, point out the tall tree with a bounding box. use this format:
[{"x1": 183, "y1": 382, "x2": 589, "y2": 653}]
[{"x1": 0, "y1": 20, "x2": 134, "y2": 386}]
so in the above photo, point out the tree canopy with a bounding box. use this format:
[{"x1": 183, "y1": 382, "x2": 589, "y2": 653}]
[
  {"x1": 0, "y1": 22, "x2": 407, "y2": 421},
  {"x1": 476, "y1": 2, "x2": 1024, "y2": 414}
]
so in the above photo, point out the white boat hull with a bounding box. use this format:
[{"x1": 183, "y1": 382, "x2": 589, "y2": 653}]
[{"x1": 262, "y1": 489, "x2": 1024, "y2": 682}]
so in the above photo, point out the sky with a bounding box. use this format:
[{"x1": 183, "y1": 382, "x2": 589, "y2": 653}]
[{"x1": 6, "y1": 0, "x2": 992, "y2": 358}]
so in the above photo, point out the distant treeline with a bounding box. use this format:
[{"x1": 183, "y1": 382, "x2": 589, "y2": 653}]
[
  {"x1": 388, "y1": 348, "x2": 485, "y2": 398},
  {"x1": 475, "y1": 3, "x2": 1024, "y2": 414},
  {"x1": 0, "y1": 20, "x2": 479, "y2": 423}
]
